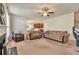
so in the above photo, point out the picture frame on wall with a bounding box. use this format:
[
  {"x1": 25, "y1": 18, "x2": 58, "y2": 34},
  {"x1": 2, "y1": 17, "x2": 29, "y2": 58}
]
[
  {"x1": 2, "y1": 16, "x2": 6, "y2": 25},
  {"x1": 34, "y1": 23, "x2": 44, "y2": 28},
  {"x1": 0, "y1": 3, "x2": 4, "y2": 15},
  {"x1": 0, "y1": 16, "x2": 3, "y2": 25},
  {"x1": 0, "y1": 3, "x2": 6, "y2": 25},
  {"x1": 0, "y1": 16, "x2": 6, "y2": 25}
]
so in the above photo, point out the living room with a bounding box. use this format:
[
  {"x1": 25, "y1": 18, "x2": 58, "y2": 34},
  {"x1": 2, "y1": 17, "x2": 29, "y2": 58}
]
[{"x1": 0, "y1": 3, "x2": 79, "y2": 55}]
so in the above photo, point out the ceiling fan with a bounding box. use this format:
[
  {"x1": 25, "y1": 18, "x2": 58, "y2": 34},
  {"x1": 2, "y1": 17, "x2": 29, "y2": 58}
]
[{"x1": 38, "y1": 7, "x2": 55, "y2": 16}]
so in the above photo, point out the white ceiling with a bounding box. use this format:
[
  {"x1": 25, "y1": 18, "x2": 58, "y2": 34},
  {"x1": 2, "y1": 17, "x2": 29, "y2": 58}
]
[{"x1": 7, "y1": 3, "x2": 79, "y2": 19}]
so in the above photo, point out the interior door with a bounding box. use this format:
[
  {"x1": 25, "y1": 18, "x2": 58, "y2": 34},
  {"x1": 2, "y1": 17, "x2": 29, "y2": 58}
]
[
  {"x1": 74, "y1": 11, "x2": 79, "y2": 47},
  {"x1": 74, "y1": 11, "x2": 79, "y2": 29}
]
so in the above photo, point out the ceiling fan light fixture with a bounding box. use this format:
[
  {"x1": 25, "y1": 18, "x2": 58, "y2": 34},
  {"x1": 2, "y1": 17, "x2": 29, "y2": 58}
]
[
  {"x1": 36, "y1": 6, "x2": 55, "y2": 17},
  {"x1": 43, "y1": 12, "x2": 48, "y2": 16}
]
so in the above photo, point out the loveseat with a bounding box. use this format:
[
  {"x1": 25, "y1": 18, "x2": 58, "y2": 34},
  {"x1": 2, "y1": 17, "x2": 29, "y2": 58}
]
[{"x1": 29, "y1": 30, "x2": 42, "y2": 40}]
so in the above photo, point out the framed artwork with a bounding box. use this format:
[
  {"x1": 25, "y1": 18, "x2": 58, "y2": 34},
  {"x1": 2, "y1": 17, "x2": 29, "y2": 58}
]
[
  {"x1": 0, "y1": 3, "x2": 6, "y2": 25},
  {"x1": 0, "y1": 16, "x2": 3, "y2": 24},
  {"x1": 2, "y1": 16, "x2": 6, "y2": 25},
  {"x1": 0, "y1": 16, "x2": 6, "y2": 25},
  {"x1": 0, "y1": 3, "x2": 4, "y2": 15},
  {"x1": 34, "y1": 23, "x2": 44, "y2": 28}
]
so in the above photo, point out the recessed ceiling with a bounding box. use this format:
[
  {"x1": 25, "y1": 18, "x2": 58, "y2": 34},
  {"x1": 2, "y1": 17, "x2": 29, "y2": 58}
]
[{"x1": 7, "y1": 3, "x2": 79, "y2": 19}]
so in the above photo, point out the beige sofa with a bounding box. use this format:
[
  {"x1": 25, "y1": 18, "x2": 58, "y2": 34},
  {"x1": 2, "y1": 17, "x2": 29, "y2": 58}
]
[{"x1": 43, "y1": 31, "x2": 70, "y2": 43}]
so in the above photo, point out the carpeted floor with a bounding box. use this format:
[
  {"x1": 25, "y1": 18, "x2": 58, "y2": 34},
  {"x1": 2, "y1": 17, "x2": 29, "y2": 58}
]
[{"x1": 7, "y1": 38, "x2": 79, "y2": 55}]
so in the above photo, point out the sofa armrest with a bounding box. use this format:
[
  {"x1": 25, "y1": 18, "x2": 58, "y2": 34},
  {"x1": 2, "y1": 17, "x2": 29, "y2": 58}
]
[{"x1": 62, "y1": 33, "x2": 70, "y2": 43}]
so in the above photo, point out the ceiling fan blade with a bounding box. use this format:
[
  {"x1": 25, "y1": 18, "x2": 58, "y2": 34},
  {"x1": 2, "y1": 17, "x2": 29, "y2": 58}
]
[
  {"x1": 47, "y1": 14, "x2": 50, "y2": 16},
  {"x1": 48, "y1": 12, "x2": 54, "y2": 14}
]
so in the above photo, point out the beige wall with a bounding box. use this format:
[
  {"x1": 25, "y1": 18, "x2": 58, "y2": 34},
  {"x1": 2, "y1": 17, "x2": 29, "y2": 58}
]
[
  {"x1": 10, "y1": 15, "x2": 27, "y2": 33},
  {"x1": 10, "y1": 15, "x2": 44, "y2": 33},
  {"x1": 44, "y1": 13, "x2": 75, "y2": 40}
]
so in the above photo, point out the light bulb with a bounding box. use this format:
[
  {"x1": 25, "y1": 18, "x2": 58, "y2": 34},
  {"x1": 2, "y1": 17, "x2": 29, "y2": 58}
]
[{"x1": 43, "y1": 12, "x2": 48, "y2": 16}]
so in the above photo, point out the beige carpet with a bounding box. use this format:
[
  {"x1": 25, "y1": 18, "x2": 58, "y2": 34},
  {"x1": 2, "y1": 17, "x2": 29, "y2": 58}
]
[{"x1": 7, "y1": 38, "x2": 79, "y2": 55}]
